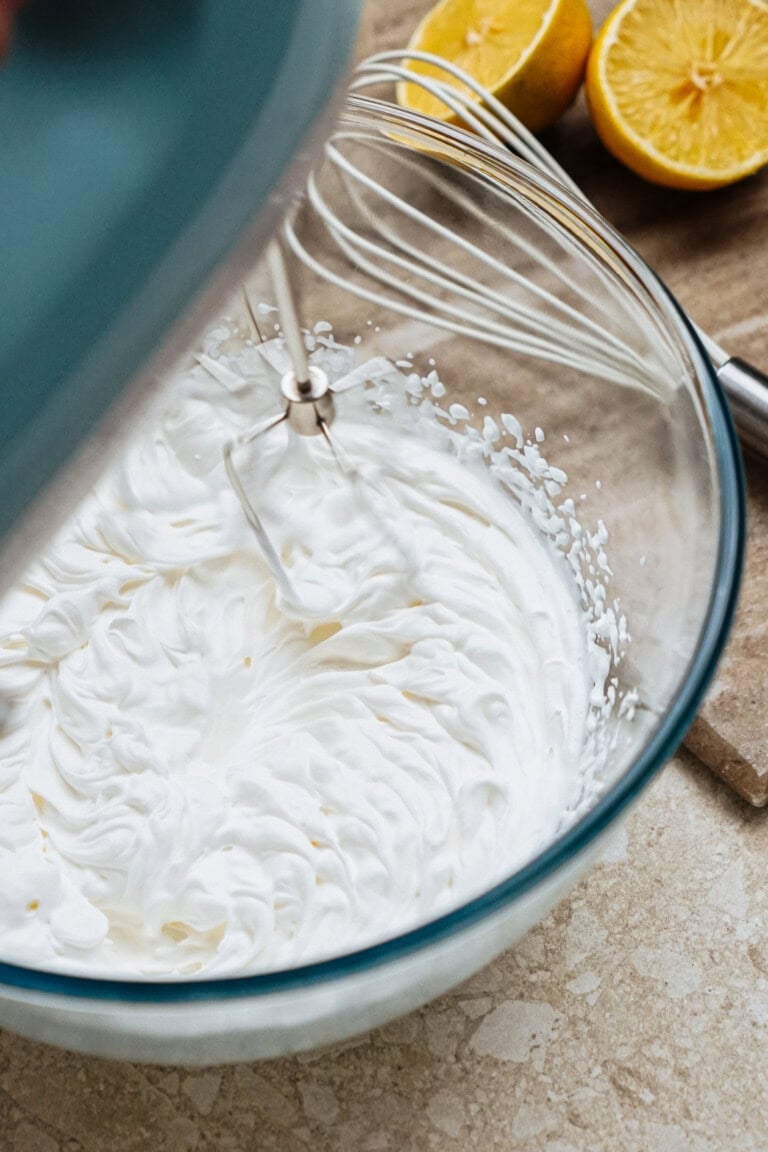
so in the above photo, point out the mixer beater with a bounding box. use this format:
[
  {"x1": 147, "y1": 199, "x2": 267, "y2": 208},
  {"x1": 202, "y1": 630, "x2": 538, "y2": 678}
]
[{"x1": 221, "y1": 239, "x2": 363, "y2": 602}]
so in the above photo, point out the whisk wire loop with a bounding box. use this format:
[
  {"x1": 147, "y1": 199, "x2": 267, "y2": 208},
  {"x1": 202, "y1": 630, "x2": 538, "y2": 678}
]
[{"x1": 320, "y1": 138, "x2": 657, "y2": 385}]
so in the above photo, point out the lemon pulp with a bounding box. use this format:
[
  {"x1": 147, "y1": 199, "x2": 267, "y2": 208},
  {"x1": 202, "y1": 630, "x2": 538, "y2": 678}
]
[{"x1": 586, "y1": 0, "x2": 768, "y2": 189}]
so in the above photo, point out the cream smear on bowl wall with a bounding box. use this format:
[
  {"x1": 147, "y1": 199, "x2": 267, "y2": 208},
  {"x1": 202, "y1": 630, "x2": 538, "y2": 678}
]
[{"x1": 0, "y1": 315, "x2": 633, "y2": 979}]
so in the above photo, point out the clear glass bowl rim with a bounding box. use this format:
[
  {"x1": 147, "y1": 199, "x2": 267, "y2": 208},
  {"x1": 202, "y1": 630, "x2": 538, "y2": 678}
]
[{"x1": 0, "y1": 97, "x2": 745, "y2": 1004}]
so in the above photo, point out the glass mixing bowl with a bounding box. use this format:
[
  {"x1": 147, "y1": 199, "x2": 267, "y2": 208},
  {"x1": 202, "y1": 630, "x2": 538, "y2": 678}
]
[{"x1": 0, "y1": 98, "x2": 744, "y2": 1064}]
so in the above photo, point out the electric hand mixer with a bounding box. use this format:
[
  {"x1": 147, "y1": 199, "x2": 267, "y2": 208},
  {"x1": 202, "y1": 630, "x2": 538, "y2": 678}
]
[{"x1": 0, "y1": 0, "x2": 364, "y2": 599}]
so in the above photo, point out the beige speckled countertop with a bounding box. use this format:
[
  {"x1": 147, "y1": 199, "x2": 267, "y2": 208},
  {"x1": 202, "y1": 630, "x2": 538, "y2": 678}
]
[{"x1": 2, "y1": 1, "x2": 768, "y2": 1149}]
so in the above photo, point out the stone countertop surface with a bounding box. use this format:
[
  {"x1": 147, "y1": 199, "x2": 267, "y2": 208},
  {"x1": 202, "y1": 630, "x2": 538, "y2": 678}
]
[{"x1": 2, "y1": 2, "x2": 768, "y2": 1150}]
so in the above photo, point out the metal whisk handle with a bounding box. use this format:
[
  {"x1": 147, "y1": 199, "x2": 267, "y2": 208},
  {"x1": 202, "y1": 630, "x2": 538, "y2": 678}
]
[{"x1": 718, "y1": 358, "x2": 768, "y2": 461}]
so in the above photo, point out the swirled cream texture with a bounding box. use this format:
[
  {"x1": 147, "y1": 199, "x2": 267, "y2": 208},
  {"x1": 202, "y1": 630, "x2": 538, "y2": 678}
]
[{"x1": 0, "y1": 324, "x2": 619, "y2": 977}]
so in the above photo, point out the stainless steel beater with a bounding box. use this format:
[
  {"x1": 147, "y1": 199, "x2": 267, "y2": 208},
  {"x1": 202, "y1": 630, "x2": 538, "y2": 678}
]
[{"x1": 221, "y1": 240, "x2": 360, "y2": 601}]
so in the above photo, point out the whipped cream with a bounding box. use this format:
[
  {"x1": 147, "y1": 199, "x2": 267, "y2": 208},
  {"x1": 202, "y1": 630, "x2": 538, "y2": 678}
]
[{"x1": 0, "y1": 320, "x2": 624, "y2": 978}]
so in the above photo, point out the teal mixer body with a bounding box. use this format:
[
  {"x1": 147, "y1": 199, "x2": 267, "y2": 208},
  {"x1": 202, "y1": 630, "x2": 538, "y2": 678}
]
[{"x1": 0, "y1": 0, "x2": 361, "y2": 581}]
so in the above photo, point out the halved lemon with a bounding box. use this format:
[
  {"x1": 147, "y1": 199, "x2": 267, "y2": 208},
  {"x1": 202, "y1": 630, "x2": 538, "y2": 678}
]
[
  {"x1": 586, "y1": 0, "x2": 768, "y2": 190},
  {"x1": 396, "y1": 0, "x2": 592, "y2": 133}
]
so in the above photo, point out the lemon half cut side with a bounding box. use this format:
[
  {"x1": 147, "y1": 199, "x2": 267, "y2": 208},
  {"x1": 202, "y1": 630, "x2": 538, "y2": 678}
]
[
  {"x1": 397, "y1": 0, "x2": 592, "y2": 133},
  {"x1": 586, "y1": 0, "x2": 768, "y2": 190}
]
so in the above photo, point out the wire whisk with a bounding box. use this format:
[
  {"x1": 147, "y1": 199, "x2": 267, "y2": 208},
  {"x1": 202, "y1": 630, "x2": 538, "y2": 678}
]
[
  {"x1": 221, "y1": 50, "x2": 768, "y2": 597},
  {"x1": 219, "y1": 58, "x2": 683, "y2": 598}
]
